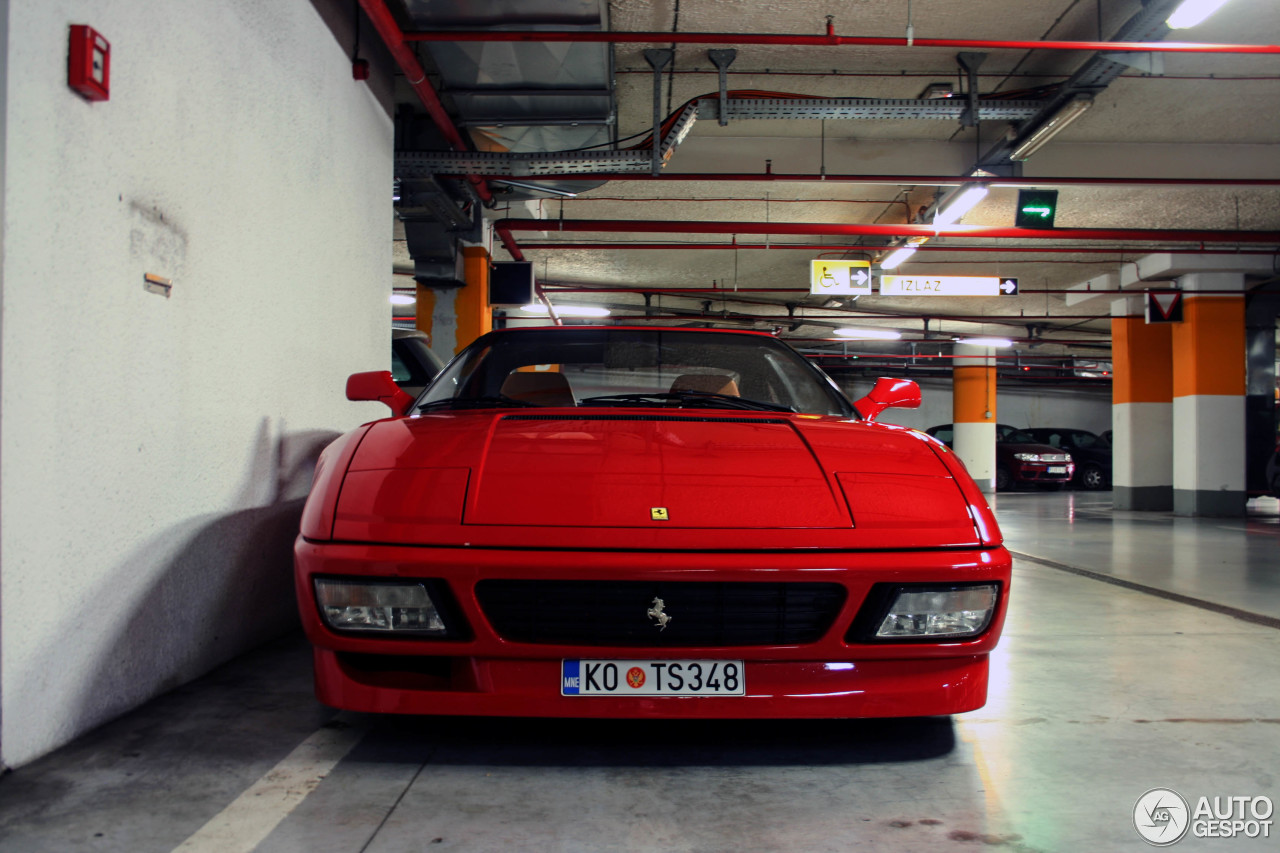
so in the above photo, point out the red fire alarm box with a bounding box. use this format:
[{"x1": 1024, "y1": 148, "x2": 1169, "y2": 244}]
[{"x1": 68, "y1": 25, "x2": 110, "y2": 101}]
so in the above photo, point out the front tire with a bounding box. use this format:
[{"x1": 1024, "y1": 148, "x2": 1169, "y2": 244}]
[
  {"x1": 1080, "y1": 463, "x2": 1106, "y2": 491},
  {"x1": 995, "y1": 465, "x2": 1011, "y2": 491}
]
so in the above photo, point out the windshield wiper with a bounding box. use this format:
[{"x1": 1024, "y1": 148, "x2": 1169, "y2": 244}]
[
  {"x1": 416, "y1": 395, "x2": 537, "y2": 412},
  {"x1": 579, "y1": 391, "x2": 794, "y2": 413}
]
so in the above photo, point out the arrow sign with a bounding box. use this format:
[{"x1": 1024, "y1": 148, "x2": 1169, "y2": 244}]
[
  {"x1": 1000, "y1": 278, "x2": 1019, "y2": 296},
  {"x1": 810, "y1": 260, "x2": 872, "y2": 296},
  {"x1": 1015, "y1": 189, "x2": 1058, "y2": 228}
]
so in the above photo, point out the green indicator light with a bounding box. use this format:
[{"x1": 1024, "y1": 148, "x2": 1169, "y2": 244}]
[{"x1": 1015, "y1": 189, "x2": 1058, "y2": 229}]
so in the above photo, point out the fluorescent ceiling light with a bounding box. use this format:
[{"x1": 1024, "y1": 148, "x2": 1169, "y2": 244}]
[
  {"x1": 1167, "y1": 0, "x2": 1231, "y2": 28},
  {"x1": 520, "y1": 304, "x2": 611, "y2": 317},
  {"x1": 834, "y1": 328, "x2": 903, "y2": 340},
  {"x1": 955, "y1": 337, "x2": 1014, "y2": 348},
  {"x1": 878, "y1": 246, "x2": 918, "y2": 269},
  {"x1": 933, "y1": 185, "x2": 989, "y2": 226},
  {"x1": 390, "y1": 293, "x2": 416, "y2": 306},
  {"x1": 1009, "y1": 95, "x2": 1094, "y2": 161}
]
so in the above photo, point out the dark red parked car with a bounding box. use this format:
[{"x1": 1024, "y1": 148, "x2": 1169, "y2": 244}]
[
  {"x1": 925, "y1": 424, "x2": 1075, "y2": 491},
  {"x1": 295, "y1": 327, "x2": 1011, "y2": 720},
  {"x1": 996, "y1": 429, "x2": 1075, "y2": 491}
]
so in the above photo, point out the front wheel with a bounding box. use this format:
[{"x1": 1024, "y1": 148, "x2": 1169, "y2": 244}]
[
  {"x1": 995, "y1": 465, "x2": 1012, "y2": 491},
  {"x1": 1080, "y1": 463, "x2": 1106, "y2": 491}
]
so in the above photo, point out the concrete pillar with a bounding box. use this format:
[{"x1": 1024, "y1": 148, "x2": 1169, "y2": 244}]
[
  {"x1": 415, "y1": 246, "x2": 493, "y2": 356},
  {"x1": 1111, "y1": 297, "x2": 1173, "y2": 510},
  {"x1": 1172, "y1": 273, "x2": 1247, "y2": 516},
  {"x1": 952, "y1": 344, "x2": 997, "y2": 493}
]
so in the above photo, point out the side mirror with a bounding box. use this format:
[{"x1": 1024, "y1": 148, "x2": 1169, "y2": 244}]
[
  {"x1": 855, "y1": 377, "x2": 921, "y2": 422},
  {"x1": 346, "y1": 370, "x2": 414, "y2": 416}
]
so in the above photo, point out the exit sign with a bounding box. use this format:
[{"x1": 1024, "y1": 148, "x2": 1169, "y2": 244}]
[{"x1": 1016, "y1": 189, "x2": 1058, "y2": 228}]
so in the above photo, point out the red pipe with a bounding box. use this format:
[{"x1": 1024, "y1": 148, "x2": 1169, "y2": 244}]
[
  {"x1": 403, "y1": 29, "x2": 1280, "y2": 55},
  {"x1": 496, "y1": 218, "x2": 1280, "y2": 244},
  {"x1": 517, "y1": 242, "x2": 1278, "y2": 256},
  {"x1": 358, "y1": 0, "x2": 494, "y2": 207},
  {"x1": 541, "y1": 285, "x2": 1252, "y2": 296},
  {"x1": 360, "y1": 2, "x2": 530, "y2": 263},
  {"x1": 494, "y1": 225, "x2": 526, "y2": 262},
  {"x1": 482, "y1": 173, "x2": 1280, "y2": 188},
  {"x1": 592, "y1": 312, "x2": 1110, "y2": 321}
]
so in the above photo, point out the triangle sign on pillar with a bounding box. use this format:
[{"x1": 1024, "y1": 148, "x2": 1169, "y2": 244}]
[{"x1": 1145, "y1": 290, "x2": 1183, "y2": 324}]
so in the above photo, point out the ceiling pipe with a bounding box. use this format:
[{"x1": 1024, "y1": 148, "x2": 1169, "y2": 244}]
[
  {"x1": 403, "y1": 28, "x2": 1280, "y2": 55},
  {"x1": 496, "y1": 218, "x2": 1280, "y2": 245},
  {"x1": 516, "y1": 242, "x2": 1280, "y2": 256},
  {"x1": 359, "y1": 0, "x2": 515, "y2": 255},
  {"x1": 482, "y1": 173, "x2": 1280, "y2": 188},
  {"x1": 540, "y1": 284, "x2": 1253, "y2": 296},
  {"x1": 594, "y1": 312, "x2": 1109, "y2": 322},
  {"x1": 494, "y1": 224, "x2": 526, "y2": 262}
]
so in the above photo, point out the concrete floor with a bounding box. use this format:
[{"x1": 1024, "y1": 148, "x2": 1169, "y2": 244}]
[{"x1": 2, "y1": 492, "x2": 1278, "y2": 853}]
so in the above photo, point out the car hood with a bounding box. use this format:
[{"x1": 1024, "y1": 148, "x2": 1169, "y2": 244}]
[
  {"x1": 327, "y1": 411, "x2": 988, "y2": 549},
  {"x1": 998, "y1": 440, "x2": 1067, "y2": 457}
]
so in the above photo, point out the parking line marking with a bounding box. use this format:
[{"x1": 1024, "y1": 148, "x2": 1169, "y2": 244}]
[
  {"x1": 1010, "y1": 550, "x2": 1280, "y2": 630},
  {"x1": 170, "y1": 722, "x2": 366, "y2": 853}
]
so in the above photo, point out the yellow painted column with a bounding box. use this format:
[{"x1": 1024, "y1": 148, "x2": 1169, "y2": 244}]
[
  {"x1": 1110, "y1": 296, "x2": 1173, "y2": 510},
  {"x1": 952, "y1": 343, "x2": 997, "y2": 493},
  {"x1": 456, "y1": 246, "x2": 493, "y2": 354},
  {"x1": 1171, "y1": 273, "x2": 1246, "y2": 516},
  {"x1": 414, "y1": 246, "x2": 493, "y2": 356}
]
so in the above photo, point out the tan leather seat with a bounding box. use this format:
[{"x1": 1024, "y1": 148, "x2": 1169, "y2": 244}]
[
  {"x1": 669, "y1": 373, "x2": 740, "y2": 396},
  {"x1": 500, "y1": 372, "x2": 576, "y2": 406}
]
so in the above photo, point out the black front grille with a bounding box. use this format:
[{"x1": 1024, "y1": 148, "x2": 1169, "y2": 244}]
[{"x1": 474, "y1": 580, "x2": 847, "y2": 647}]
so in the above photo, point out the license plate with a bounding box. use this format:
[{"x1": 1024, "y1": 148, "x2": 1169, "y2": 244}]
[
  {"x1": 1048, "y1": 466, "x2": 1067, "y2": 474},
  {"x1": 561, "y1": 659, "x2": 745, "y2": 696}
]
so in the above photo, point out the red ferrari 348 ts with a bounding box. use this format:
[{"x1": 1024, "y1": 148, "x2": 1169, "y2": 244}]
[{"x1": 294, "y1": 326, "x2": 1011, "y2": 718}]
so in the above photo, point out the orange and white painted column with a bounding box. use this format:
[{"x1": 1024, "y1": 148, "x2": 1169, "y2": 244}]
[
  {"x1": 1171, "y1": 273, "x2": 1247, "y2": 516},
  {"x1": 416, "y1": 245, "x2": 493, "y2": 355},
  {"x1": 952, "y1": 343, "x2": 998, "y2": 493},
  {"x1": 1110, "y1": 296, "x2": 1173, "y2": 510}
]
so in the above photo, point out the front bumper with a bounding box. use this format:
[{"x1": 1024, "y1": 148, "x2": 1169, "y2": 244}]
[
  {"x1": 294, "y1": 540, "x2": 1012, "y2": 719},
  {"x1": 1012, "y1": 461, "x2": 1075, "y2": 483}
]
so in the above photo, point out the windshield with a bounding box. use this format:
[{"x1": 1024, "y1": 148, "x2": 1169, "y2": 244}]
[
  {"x1": 1002, "y1": 430, "x2": 1042, "y2": 445},
  {"x1": 418, "y1": 328, "x2": 853, "y2": 417}
]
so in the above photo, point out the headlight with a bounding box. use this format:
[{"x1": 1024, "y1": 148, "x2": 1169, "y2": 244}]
[
  {"x1": 314, "y1": 578, "x2": 457, "y2": 636},
  {"x1": 1013, "y1": 452, "x2": 1041, "y2": 462},
  {"x1": 849, "y1": 582, "x2": 1000, "y2": 642}
]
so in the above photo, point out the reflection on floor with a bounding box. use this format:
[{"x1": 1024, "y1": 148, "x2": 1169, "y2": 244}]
[{"x1": 1, "y1": 493, "x2": 1277, "y2": 853}]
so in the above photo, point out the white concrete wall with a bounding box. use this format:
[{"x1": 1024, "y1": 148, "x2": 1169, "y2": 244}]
[
  {"x1": 842, "y1": 375, "x2": 1113, "y2": 435},
  {"x1": 0, "y1": 0, "x2": 391, "y2": 768}
]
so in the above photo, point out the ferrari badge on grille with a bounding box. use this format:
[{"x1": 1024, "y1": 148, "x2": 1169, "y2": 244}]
[
  {"x1": 647, "y1": 597, "x2": 673, "y2": 631},
  {"x1": 651, "y1": 507, "x2": 669, "y2": 521}
]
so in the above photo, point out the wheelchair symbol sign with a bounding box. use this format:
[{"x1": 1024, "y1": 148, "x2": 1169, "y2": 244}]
[{"x1": 809, "y1": 260, "x2": 871, "y2": 296}]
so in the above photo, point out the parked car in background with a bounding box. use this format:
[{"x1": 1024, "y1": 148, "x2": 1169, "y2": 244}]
[
  {"x1": 297, "y1": 327, "x2": 1012, "y2": 720},
  {"x1": 925, "y1": 423, "x2": 1018, "y2": 446},
  {"x1": 391, "y1": 328, "x2": 446, "y2": 397},
  {"x1": 997, "y1": 430, "x2": 1074, "y2": 491},
  {"x1": 925, "y1": 424, "x2": 1075, "y2": 491},
  {"x1": 1023, "y1": 428, "x2": 1112, "y2": 491}
]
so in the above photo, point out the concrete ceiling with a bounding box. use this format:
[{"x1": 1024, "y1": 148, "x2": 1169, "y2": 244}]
[{"x1": 389, "y1": 0, "x2": 1280, "y2": 371}]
